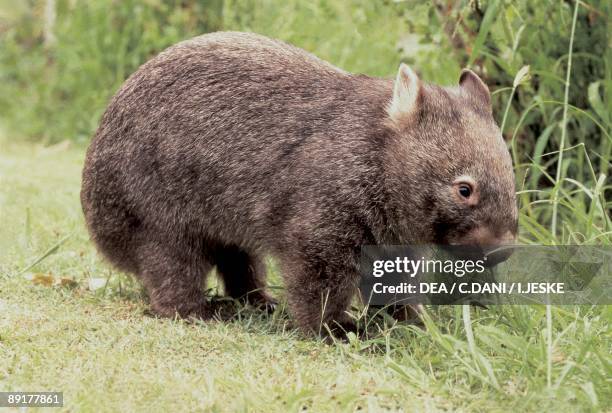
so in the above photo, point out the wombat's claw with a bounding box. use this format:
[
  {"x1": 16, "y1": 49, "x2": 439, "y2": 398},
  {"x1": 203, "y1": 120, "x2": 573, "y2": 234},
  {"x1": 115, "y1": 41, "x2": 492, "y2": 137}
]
[
  {"x1": 258, "y1": 298, "x2": 278, "y2": 314},
  {"x1": 248, "y1": 295, "x2": 278, "y2": 313},
  {"x1": 261, "y1": 300, "x2": 277, "y2": 314}
]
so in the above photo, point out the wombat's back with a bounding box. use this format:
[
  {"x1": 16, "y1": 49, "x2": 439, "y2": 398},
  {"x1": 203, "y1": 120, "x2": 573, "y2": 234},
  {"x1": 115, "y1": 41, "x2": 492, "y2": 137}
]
[{"x1": 81, "y1": 31, "x2": 391, "y2": 265}]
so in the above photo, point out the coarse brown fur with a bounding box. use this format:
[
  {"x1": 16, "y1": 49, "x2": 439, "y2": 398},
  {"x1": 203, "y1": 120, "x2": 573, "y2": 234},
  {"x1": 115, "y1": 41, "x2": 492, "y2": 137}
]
[{"x1": 81, "y1": 32, "x2": 517, "y2": 335}]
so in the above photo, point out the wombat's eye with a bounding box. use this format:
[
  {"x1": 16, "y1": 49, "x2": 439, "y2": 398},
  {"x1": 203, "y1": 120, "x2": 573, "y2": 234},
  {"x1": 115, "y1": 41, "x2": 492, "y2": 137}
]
[
  {"x1": 453, "y1": 178, "x2": 477, "y2": 204},
  {"x1": 458, "y1": 184, "x2": 472, "y2": 198}
]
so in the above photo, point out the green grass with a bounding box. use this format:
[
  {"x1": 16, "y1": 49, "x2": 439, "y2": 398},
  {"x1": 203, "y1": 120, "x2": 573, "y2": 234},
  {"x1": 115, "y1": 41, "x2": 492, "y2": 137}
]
[{"x1": 0, "y1": 139, "x2": 610, "y2": 412}]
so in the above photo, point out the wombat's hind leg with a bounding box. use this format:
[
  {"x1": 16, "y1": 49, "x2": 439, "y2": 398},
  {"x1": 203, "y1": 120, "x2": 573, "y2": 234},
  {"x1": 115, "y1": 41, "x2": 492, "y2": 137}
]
[
  {"x1": 137, "y1": 241, "x2": 211, "y2": 320},
  {"x1": 214, "y1": 245, "x2": 276, "y2": 311}
]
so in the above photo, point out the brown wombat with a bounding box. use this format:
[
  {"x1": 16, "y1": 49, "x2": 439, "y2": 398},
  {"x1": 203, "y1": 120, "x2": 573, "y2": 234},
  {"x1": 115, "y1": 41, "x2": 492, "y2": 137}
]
[{"x1": 81, "y1": 31, "x2": 517, "y2": 334}]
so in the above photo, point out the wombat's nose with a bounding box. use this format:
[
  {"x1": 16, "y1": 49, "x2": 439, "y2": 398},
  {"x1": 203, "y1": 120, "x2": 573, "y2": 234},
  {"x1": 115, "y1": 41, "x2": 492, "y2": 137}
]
[{"x1": 483, "y1": 230, "x2": 516, "y2": 266}]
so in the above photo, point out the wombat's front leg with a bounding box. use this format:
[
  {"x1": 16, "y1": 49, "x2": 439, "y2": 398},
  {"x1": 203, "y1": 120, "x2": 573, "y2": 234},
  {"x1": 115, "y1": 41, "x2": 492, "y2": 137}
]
[
  {"x1": 281, "y1": 253, "x2": 359, "y2": 337},
  {"x1": 136, "y1": 241, "x2": 211, "y2": 319}
]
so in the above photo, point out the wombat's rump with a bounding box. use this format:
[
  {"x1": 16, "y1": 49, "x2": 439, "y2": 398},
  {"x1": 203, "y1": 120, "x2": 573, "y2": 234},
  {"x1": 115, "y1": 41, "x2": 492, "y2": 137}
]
[{"x1": 81, "y1": 32, "x2": 517, "y2": 334}]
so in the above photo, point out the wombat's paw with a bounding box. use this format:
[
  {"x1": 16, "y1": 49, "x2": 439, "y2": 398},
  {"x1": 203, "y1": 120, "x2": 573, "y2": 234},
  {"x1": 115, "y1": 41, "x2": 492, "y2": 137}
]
[
  {"x1": 236, "y1": 290, "x2": 278, "y2": 313},
  {"x1": 185, "y1": 303, "x2": 214, "y2": 322},
  {"x1": 249, "y1": 295, "x2": 278, "y2": 314},
  {"x1": 149, "y1": 301, "x2": 212, "y2": 322},
  {"x1": 321, "y1": 319, "x2": 361, "y2": 343},
  {"x1": 388, "y1": 304, "x2": 424, "y2": 326}
]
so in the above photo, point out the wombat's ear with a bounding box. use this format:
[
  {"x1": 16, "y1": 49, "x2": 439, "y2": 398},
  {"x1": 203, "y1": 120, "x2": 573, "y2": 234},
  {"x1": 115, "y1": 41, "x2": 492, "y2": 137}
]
[
  {"x1": 388, "y1": 63, "x2": 421, "y2": 122},
  {"x1": 459, "y1": 69, "x2": 491, "y2": 111}
]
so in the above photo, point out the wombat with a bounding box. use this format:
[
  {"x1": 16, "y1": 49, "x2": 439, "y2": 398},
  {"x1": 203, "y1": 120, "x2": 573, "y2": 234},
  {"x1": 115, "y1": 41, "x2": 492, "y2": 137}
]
[{"x1": 81, "y1": 31, "x2": 517, "y2": 334}]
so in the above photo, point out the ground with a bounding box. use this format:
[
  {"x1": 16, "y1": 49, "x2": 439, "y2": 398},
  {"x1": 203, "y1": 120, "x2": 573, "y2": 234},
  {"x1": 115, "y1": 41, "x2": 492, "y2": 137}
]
[{"x1": 0, "y1": 139, "x2": 609, "y2": 412}]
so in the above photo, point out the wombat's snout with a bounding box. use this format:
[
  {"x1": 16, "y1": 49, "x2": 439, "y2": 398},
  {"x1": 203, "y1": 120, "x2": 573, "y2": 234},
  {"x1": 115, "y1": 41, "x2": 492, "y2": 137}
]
[
  {"x1": 482, "y1": 243, "x2": 515, "y2": 267},
  {"x1": 446, "y1": 228, "x2": 516, "y2": 267},
  {"x1": 475, "y1": 229, "x2": 516, "y2": 267}
]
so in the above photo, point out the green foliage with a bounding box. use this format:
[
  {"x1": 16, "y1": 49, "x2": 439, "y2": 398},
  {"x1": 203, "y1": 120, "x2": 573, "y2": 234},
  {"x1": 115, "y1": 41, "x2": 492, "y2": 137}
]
[
  {"x1": 0, "y1": 0, "x2": 404, "y2": 144},
  {"x1": 223, "y1": 0, "x2": 404, "y2": 77},
  {"x1": 0, "y1": 0, "x2": 222, "y2": 143}
]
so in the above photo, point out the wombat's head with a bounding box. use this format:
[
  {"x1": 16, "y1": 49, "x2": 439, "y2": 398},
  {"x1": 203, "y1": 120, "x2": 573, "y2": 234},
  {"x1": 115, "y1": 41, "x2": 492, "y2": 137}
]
[{"x1": 384, "y1": 64, "x2": 517, "y2": 259}]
